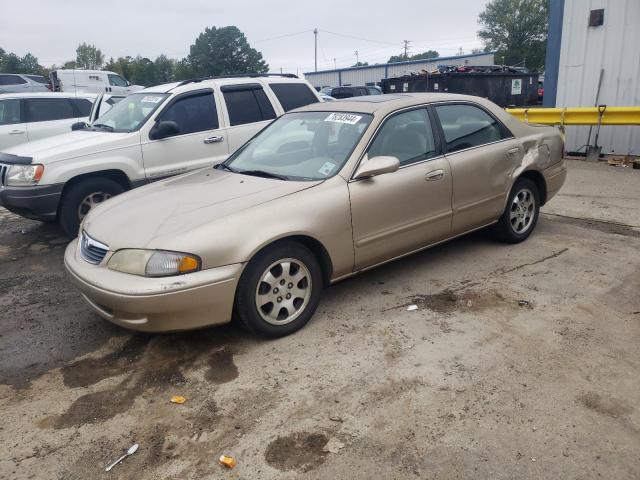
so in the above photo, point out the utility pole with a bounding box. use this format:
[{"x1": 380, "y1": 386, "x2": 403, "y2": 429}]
[
  {"x1": 403, "y1": 40, "x2": 410, "y2": 59},
  {"x1": 314, "y1": 28, "x2": 318, "y2": 72},
  {"x1": 333, "y1": 58, "x2": 336, "y2": 69},
  {"x1": 354, "y1": 50, "x2": 359, "y2": 64}
]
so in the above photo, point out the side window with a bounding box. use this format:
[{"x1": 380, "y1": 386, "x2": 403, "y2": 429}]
[
  {"x1": 222, "y1": 85, "x2": 276, "y2": 126},
  {"x1": 435, "y1": 104, "x2": 511, "y2": 153},
  {"x1": 108, "y1": 74, "x2": 128, "y2": 87},
  {"x1": 368, "y1": 108, "x2": 437, "y2": 167},
  {"x1": 269, "y1": 83, "x2": 319, "y2": 112},
  {"x1": 0, "y1": 99, "x2": 22, "y2": 125},
  {"x1": 0, "y1": 75, "x2": 26, "y2": 85},
  {"x1": 158, "y1": 92, "x2": 218, "y2": 136},
  {"x1": 71, "y1": 98, "x2": 92, "y2": 117},
  {"x1": 25, "y1": 98, "x2": 75, "y2": 122},
  {"x1": 357, "y1": 87, "x2": 368, "y2": 96}
]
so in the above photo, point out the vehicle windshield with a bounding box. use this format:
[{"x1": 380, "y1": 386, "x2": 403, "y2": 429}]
[
  {"x1": 224, "y1": 111, "x2": 373, "y2": 181},
  {"x1": 93, "y1": 92, "x2": 168, "y2": 132}
]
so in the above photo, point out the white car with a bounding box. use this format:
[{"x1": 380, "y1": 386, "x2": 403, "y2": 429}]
[
  {"x1": 50, "y1": 69, "x2": 143, "y2": 95},
  {"x1": 0, "y1": 92, "x2": 96, "y2": 150},
  {"x1": 0, "y1": 73, "x2": 50, "y2": 94},
  {"x1": 0, "y1": 74, "x2": 322, "y2": 236}
]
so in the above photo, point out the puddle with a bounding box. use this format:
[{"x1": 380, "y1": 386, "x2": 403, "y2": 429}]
[
  {"x1": 265, "y1": 432, "x2": 329, "y2": 472},
  {"x1": 410, "y1": 289, "x2": 515, "y2": 314}
]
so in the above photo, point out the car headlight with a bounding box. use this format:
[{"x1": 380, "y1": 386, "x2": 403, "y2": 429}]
[
  {"x1": 6, "y1": 164, "x2": 45, "y2": 186},
  {"x1": 108, "y1": 249, "x2": 201, "y2": 277}
]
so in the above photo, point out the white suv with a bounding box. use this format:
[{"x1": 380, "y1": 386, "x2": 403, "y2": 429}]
[
  {"x1": 0, "y1": 92, "x2": 96, "y2": 150},
  {"x1": 0, "y1": 74, "x2": 321, "y2": 235}
]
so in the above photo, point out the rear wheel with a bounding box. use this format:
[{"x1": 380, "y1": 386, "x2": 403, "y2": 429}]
[
  {"x1": 493, "y1": 178, "x2": 540, "y2": 243},
  {"x1": 58, "y1": 178, "x2": 124, "y2": 237},
  {"x1": 234, "y1": 241, "x2": 323, "y2": 338}
]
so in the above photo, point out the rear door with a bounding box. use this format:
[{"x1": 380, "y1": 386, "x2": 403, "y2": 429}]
[
  {"x1": 0, "y1": 98, "x2": 28, "y2": 149},
  {"x1": 267, "y1": 82, "x2": 320, "y2": 112},
  {"x1": 220, "y1": 83, "x2": 278, "y2": 152},
  {"x1": 140, "y1": 89, "x2": 228, "y2": 180},
  {"x1": 23, "y1": 97, "x2": 78, "y2": 142},
  {"x1": 433, "y1": 102, "x2": 523, "y2": 234},
  {"x1": 349, "y1": 107, "x2": 453, "y2": 270}
]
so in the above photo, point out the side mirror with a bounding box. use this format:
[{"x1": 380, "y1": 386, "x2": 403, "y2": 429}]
[
  {"x1": 354, "y1": 155, "x2": 400, "y2": 180},
  {"x1": 149, "y1": 120, "x2": 179, "y2": 140},
  {"x1": 71, "y1": 121, "x2": 88, "y2": 131}
]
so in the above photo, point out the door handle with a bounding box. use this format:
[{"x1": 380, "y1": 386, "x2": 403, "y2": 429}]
[
  {"x1": 9, "y1": 130, "x2": 25, "y2": 135},
  {"x1": 425, "y1": 169, "x2": 444, "y2": 181},
  {"x1": 204, "y1": 136, "x2": 224, "y2": 144},
  {"x1": 506, "y1": 147, "x2": 520, "y2": 157}
]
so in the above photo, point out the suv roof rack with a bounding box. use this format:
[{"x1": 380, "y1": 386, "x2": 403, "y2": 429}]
[{"x1": 174, "y1": 73, "x2": 298, "y2": 88}]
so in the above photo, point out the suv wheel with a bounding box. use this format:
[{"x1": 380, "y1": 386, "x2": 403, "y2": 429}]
[
  {"x1": 493, "y1": 177, "x2": 540, "y2": 243},
  {"x1": 234, "y1": 241, "x2": 323, "y2": 338},
  {"x1": 59, "y1": 178, "x2": 124, "y2": 237}
]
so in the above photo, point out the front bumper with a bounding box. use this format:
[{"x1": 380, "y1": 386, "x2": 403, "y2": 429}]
[
  {"x1": 0, "y1": 183, "x2": 63, "y2": 221},
  {"x1": 64, "y1": 239, "x2": 244, "y2": 332}
]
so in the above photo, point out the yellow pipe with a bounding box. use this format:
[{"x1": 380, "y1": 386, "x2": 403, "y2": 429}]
[{"x1": 505, "y1": 106, "x2": 640, "y2": 125}]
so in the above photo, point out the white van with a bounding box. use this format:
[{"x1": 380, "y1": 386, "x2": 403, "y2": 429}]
[
  {"x1": 50, "y1": 69, "x2": 143, "y2": 95},
  {"x1": 0, "y1": 74, "x2": 322, "y2": 236}
]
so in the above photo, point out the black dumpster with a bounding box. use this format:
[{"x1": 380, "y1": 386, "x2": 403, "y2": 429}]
[{"x1": 381, "y1": 71, "x2": 539, "y2": 107}]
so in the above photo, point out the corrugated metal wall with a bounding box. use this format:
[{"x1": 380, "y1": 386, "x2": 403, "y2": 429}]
[
  {"x1": 556, "y1": 0, "x2": 640, "y2": 154},
  {"x1": 305, "y1": 52, "x2": 495, "y2": 89}
]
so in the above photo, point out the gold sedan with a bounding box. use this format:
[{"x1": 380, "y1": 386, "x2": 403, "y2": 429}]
[{"x1": 64, "y1": 93, "x2": 566, "y2": 336}]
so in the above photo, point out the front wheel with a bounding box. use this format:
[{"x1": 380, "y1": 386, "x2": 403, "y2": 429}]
[
  {"x1": 492, "y1": 178, "x2": 540, "y2": 243},
  {"x1": 234, "y1": 241, "x2": 323, "y2": 338},
  {"x1": 58, "y1": 178, "x2": 125, "y2": 237}
]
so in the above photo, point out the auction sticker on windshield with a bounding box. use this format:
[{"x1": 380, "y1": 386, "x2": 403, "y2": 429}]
[
  {"x1": 324, "y1": 113, "x2": 362, "y2": 125},
  {"x1": 318, "y1": 161, "x2": 336, "y2": 176},
  {"x1": 141, "y1": 96, "x2": 163, "y2": 104}
]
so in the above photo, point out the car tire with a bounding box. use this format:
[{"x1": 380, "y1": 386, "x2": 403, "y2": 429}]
[
  {"x1": 58, "y1": 178, "x2": 124, "y2": 237},
  {"x1": 492, "y1": 177, "x2": 540, "y2": 243},
  {"x1": 234, "y1": 241, "x2": 323, "y2": 338}
]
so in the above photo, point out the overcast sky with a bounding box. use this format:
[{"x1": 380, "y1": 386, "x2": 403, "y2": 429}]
[{"x1": 0, "y1": 0, "x2": 489, "y2": 73}]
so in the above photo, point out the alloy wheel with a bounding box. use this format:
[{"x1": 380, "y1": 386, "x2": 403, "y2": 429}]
[
  {"x1": 509, "y1": 188, "x2": 536, "y2": 234},
  {"x1": 78, "y1": 192, "x2": 112, "y2": 222}
]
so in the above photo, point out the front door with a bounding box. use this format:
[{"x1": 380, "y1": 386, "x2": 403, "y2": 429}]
[
  {"x1": 433, "y1": 103, "x2": 523, "y2": 234},
  {"x1": 348, "y1": 107, "x2": 453, "y2": 270},
  {"x1": 140, "y1": 89, "x2": 229, "y2": 181}
]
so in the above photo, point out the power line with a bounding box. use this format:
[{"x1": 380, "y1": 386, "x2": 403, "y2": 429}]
[{"x1": 320, "y1": 29, "x2": 401, "y2": 47}]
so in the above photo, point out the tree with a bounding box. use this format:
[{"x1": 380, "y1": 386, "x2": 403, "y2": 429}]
[
  {"x1": 129, "y1": 56, "x2": 158, "y2": 86},
  {"x1": 154, "y1": 54, "x2": 175, "y2": 83},
  {"x1": 478, "y1": 0, "x2": 548, "y2": 70},
  {"x1": 75, "y1": 42, "x2": 105, "y2": 69},
  {"x1": 351, "y1": 61, "x2": 369, "y2": 67},
  {"x1": 187, "y1": 26, "x2": 268, "y2": 77},
  {"x1": 19, "y1": 53, "x2": 41, "y2": 73},
  {"x1": 388, "y1": 50, "x2": 439, "y2": 63}
]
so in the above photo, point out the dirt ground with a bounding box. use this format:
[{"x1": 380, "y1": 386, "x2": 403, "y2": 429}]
[{"x1": 1, "y1": 160, "x2": 639, "y2": 480}]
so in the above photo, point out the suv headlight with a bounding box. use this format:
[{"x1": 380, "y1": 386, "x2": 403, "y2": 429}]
[
  {"x1": 108, "y1": 249, "x2": 201, "y2": 277},
  {"x1": 6, "y1": 164, "x2": 45, "y2": 186}
]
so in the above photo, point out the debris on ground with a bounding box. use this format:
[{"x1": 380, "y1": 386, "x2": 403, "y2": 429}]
[
  {"x1": 170, "y1": 395, "x2": 187, "y2": 404},
  {"x1": 322, "y1": 437, "x2": 345, "y2": 453},
  {"x1": 407, "y1": 304, "x2": 418, "y2": 311},
  {"x1": 518, "y1": 300, "x2": 531, "y2": 308},
  {"x1": 105, "y1": 443, "x2": 139, "y2": 472},
  {"x1": 218, "y1": 454, "x2": 237, "y2": 468},
  {"x1": 328, "y1": 415, "x2": 344, "y2": 423}
]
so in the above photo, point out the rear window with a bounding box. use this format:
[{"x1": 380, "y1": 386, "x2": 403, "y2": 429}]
[
  {"x1": 25, "y1": 75, "x2": 49, "y2": 84},
  {"x1": 0, "y1": 74, "x2": 26, "y2": 86},
  {"x1": 435, "y1": 103, "x2": 512, "y2": 152},
  {"x1": 71, "y1": 98, "x2": 93, "y2": 117},
  {"x1": 331, "y1": 88, "x2": 354, "y2": 99},
  {"x1": 0, "y1": 99, "x2": 22, "y2": 125},
  {"x1": 222, "y1": 85, "x2": 276, "y2": 126},
  {"x1": 269, "y1": 83, "x2": 319, "y2": 112},
  {"x1": 25, "y1": 98, "x2": 75, "y2": 122}
]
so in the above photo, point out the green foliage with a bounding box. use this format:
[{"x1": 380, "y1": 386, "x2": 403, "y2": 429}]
[
  {"x1": 478, "y1": 0, "x2": 548, "y2": 70},
  {"x1": 388, "y1": 50, "x2": 439, "y2": 64},
  {"x1": 351, "y1": 61, "x2": 369, "y2": 67},
  {"x1": 187, "y1": 26, "x2": 268, "y2": 77},
  {"x1": 75, "y1": 42, "x2": 104, "y2": 69},
  {"x1": 0, "y1": 47, "x2": 46, "y2": 74}
]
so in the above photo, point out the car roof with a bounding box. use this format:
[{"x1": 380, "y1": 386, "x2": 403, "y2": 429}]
[
  {"x1": 294, "y1": 93, "x2": 500, "y2": 115},
  {"x1": 0, "y1": 92, "x2": 97, "y2": 100},
  {"x1": 141, "y1": 75, "x2": 309, "y2": 95}
]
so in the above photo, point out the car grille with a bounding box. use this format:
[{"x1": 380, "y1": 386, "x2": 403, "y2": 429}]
[
  {"x1": 0, "y1": 163, "x2": 8, "y2": 186},
  {"x1": 80, "y1": 231, "x2": 109, "y2": 265}
]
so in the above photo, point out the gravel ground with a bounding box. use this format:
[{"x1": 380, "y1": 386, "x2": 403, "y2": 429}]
[{"x1": 1, "y1": 160, "x2": 639, "y2": 479}]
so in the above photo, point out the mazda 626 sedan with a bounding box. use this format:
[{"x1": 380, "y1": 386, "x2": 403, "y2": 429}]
[{"x1": 64, "y1": 93, "x2": 566, "y2": 337}]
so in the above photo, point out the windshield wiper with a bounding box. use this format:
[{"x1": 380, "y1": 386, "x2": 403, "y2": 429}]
[
  {"x1": 215, "y1": 163, "x2": 236, "y2": 173},
  {"x1": 238, "y1": 169, "x2": 287, "y2": 180},
  {"x1": 92, "y1": 123, "x2": 114, "y2": 132}
]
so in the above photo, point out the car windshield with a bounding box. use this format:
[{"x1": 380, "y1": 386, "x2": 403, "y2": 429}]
[
  {"x1": 224, "y1": 111, "x2": 373, "y2": 181},
  {"x1": 93, "y1": 92, "x2": 168, "y2": 132}
]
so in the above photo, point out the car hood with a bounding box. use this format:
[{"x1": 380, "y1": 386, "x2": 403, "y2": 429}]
[
  {"x1": 83, "y1": 168, "x2": 322, "y2": 250},
  {"x1": 1, "y1": 130, "x2": 136, "y2": 164}
]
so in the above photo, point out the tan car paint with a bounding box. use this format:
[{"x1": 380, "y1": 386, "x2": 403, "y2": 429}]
[{"x1": 65, "y1": 93, "x2": 566, "y2": 332}]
